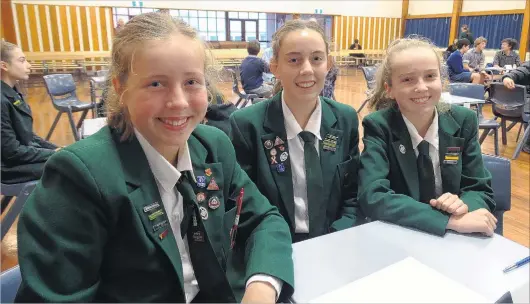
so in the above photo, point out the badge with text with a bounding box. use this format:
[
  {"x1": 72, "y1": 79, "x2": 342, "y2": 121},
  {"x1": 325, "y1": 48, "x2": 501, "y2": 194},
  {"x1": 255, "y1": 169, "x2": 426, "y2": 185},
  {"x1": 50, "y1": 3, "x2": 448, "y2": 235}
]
[
  {"x1": 323, "y1": 134, "x2": 338, "y2": 152},
  {"x1": 280, "y1": 152, "x2": 289, "y2": 162},
  {"x1": 148, "y1": 209, "x2": 164, "y2": 221},
  {"x1": 443, "y1": 147, "x2": 461, "y2": 165},
  {"x1": 192, "y1": 231, "x2": 205, "y2": 242},
  {"x1": 264, "y1": 139, "x2": 274, "y2": 149},
  {"x1": 196, "y1": 176, "x2": 206, "y2": 188},
  {"x1": 143, "y1": 202, "x2": 160, "y2": 213},
  {"x1": 152, "y1": 219, "x2": 168, "y2": 232},
  {"x1": 199, "y1": 206, "x2": 209, "y2": 220},
  {"x1": 208, "y1": 196, "x2": 221, "y2": 210},
  {"x1": 207, "y1": 177, "x2": 219, "y2": 190}
]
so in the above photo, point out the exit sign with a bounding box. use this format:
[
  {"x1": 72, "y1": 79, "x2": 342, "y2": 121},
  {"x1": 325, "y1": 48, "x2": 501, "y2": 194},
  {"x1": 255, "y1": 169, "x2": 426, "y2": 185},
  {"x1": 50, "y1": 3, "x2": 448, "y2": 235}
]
[{"x1": 314, "y1": 8, "x2": 323, "y2": 14}]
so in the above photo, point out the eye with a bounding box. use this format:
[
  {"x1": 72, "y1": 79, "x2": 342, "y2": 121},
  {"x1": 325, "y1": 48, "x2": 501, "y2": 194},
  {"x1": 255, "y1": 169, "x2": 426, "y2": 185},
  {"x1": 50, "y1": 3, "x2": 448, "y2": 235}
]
[
  {"x1": 185, "y1": 79, "x2": 204, "y2": 87},
  {"x1": 402, "y1": 78, "x2": 411, "y2": 82},
  {"x1": 149, "y1": 81, "x2": 162, "y2": 88},
  {"x1": 288, "y1": 58, "x2": 297, "y2": 63},
  {"x1": 313, "y1": 56, "x2": 324, "y2": 61}
]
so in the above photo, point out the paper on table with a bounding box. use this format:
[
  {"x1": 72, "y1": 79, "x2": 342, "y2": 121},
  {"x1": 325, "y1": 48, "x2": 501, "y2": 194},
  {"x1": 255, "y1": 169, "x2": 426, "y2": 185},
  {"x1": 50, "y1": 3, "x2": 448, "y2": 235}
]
[
  {"x1": 81, "y1": 117, "x2": 107, "y2": 138},
  {"x1": 310, "y1": 257, "x2": 489, "y2": 303},
  {"x1": 510, "y1": 280, "x2": 529, "y2": 303}
]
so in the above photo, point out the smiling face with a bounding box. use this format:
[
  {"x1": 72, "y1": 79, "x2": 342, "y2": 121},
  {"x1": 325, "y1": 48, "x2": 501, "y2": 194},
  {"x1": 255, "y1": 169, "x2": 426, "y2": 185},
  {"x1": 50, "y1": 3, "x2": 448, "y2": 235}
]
[
  {"x1": 270, "y1": 28, "x2": 330, "y2": 104},
  {"x1": 114, "y1": 34, "x2": 208, "y2": 162},
  {"x1": 385, "y1": 46, "x2": 442, "y2": 119}
]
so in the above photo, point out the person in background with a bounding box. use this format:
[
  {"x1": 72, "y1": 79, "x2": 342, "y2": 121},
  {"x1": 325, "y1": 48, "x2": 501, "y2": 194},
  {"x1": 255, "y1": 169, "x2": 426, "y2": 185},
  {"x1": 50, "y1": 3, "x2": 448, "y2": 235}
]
[
  {"x1": 463, "y1": 36, "x2": 487, "y2": 72},
  {"x1": 447, "y1": 39, "x2": 485, "y2": 84},
  {"x1": 15, "y1": 12, "x2": 294, "y2": 303},
  {"x1": 493, "y1": 38, "x2": 521, "y2": 68},
  {"x1": 444, "y1": 39, "x2": 459, "y2": 61},
  {"x1": 1, "y1": 41, "x2": 58, "y2": 184},
  {"x1": 240, "y1": 40, "x2": 273, "y2": 98},
  {"x1": 502, "y1": 61, "x2": 530, "y2": 153},
  {"x1": 459, "y1": 24, "x2": 474, "y2": 45},
  {"x1": 349, "y1": 39, "x2": 364, "y2": 58},
  {"x1": 358, "y1": 37, "x2": 496, "y2": 237}
]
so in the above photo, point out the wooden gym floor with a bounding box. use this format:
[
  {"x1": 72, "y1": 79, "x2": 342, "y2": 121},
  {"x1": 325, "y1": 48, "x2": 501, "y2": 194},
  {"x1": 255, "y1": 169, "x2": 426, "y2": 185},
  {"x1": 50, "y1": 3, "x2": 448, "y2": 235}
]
[{"x1": 1, "y1": 68, "x2": 528, "y2": 271}]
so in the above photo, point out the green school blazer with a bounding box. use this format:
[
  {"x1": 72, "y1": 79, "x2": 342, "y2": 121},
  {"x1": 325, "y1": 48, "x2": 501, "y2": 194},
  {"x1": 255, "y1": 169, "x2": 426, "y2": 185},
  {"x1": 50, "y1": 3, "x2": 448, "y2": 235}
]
[
  {"x1": 15, "y1": 125, "x2": 294, "y2": 302},
  {"x1": 358, "y1": 104, "x2": 495, "y2": 236},
  {"x1": 229, "y1": 92, "x2": 362, "y2": 239}
]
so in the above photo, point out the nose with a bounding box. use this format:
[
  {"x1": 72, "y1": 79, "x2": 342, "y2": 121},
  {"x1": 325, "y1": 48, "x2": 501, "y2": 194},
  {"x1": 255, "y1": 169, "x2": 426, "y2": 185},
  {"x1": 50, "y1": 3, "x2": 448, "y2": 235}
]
[
  {"x1": 166, "y1": 85, "x2": 188, "y2": 109},
  {"x1": 300, "y1": 59, "x2": 313, "y2": 76},
  {"x1": 415, "y1": 79, "x2": 428, "y2": 92}
]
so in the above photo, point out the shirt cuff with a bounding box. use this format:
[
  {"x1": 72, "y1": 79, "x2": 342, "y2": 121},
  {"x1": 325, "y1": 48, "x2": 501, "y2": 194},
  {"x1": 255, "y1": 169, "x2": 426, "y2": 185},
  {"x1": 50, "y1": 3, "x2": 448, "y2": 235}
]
[{"x1": 246, "y1": 274, "x2": 283, "y2": 301}]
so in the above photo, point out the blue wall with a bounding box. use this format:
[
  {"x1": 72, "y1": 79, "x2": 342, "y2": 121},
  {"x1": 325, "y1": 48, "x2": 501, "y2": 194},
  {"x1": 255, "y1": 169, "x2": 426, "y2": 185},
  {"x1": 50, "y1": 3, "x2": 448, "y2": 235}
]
[
  {"x1": 405, "y1": 17, "x2": 451, "y2": 47},
  {"x1": 459, "y1": 14, "x2": 523, "y2": 49}
]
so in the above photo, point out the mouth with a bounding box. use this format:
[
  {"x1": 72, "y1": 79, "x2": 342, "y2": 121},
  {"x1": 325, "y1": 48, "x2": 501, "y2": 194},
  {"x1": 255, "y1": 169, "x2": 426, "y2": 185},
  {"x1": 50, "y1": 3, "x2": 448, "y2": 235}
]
[
  {"x1": 157, "y1": 117, "x2": 190, "y2": 131},
  {"x1": 410, "y1": 96, "x2": 431, "y2": 104},
  {"x1": 296, "y1": 81, "x2": 316, "y2": 89}
]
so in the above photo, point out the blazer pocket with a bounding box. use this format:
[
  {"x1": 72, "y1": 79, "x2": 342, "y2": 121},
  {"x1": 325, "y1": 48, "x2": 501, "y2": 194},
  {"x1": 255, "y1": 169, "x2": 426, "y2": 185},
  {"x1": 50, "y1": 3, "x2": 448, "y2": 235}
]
[{"x1": 337, "y1": 156, "x2": 357, "y2": 188}]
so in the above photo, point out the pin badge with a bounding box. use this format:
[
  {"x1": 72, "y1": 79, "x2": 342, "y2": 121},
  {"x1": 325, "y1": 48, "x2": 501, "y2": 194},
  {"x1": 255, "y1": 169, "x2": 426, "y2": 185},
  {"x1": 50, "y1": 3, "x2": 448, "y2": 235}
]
[
  {"x1": 205, "y1": 168, "x2": 213, "y2": 177},
  {"x1": 153, "y1": 219, "x2": 168, "y2": 232},
  {"x1": 192, "y1": 213, "x2": 198, "y2": 227},
  {"x1": 323, "y1": 134, "x2": 338, "y2": 152},
  {"x1": 159, "y1": 229, "x2": 169, "y2": 240},
  {"x1": 196, "y1": 192, "x2": 207, "y2": 203},
  {"x1": 196, "y1": 176, "x2": 207, "y2": 188},
  {"x1": 278, "y1": 145, "x2": 285, "y2": 152},
  {"x1": 270, "y1": 156, "x2": 278, "y2": 165},
  {"x1": 270, "y1": 148, "x2": 277, "y2": 156},
  {"x1": 13, "y1": 100, "x2": 21, "y2": 106},
  {"x1": 192, "y1": 231, "x2": 205, "y2": 242},
  {"x1": 207, "y1": 177, "x2": 219, "y2": 190},
  {"x1": 208, "y1": 196, "x2": 221, "y2": 210},
  {"x1": 143, "y1": 202, "x2": 160, "y2": 213},
  {"x1": 199, "y1": 206, "x2": 209, "y2": 220},
  {"x1": 399, "y1": 144, "x2": 406, "y2": 154},
  {"x1": 280, "y1": 152, "x2": 289, "y2": 162},
  {"x1": 276, "y1": 163, "x2": 286, "y2": 173},
  {"x1": 148, "y1": 209, "x2": 164, "y2": 221},
  {"x1": 264, "y1": 140, "x2": 274, "y2": 149},
  {"x1": 274, "y1": 136, "x2": 284, "y2": 146}
]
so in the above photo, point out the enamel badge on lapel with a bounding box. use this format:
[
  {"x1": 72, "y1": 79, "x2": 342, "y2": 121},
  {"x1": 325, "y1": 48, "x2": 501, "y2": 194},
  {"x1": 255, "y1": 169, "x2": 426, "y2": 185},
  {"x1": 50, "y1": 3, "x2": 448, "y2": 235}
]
[
  {"x1": 208, "y1": 196, "x2": 221, "y2": 210},
  {"x1": 274, "y1": 136, "x2": 284, "y2": 146},
  {"x1": 443, "y1": 146, "x2": 461, "y2": 165},
  {"x1": 13, "y1": 100, "x2": 22, "y2": 107},
  {"x1": 196, "y1": 192, "x2": 206, "y2": 203},
  {"x1": 159, "y1": 229, "x2": 168, "y2": 240},
  {"x1": 192, "y1": 231, "x2": 205, "y2": 242},
  {"x1": 148, "y1": 209, "x2": 164, "y2": 221},
  {"x1": 207, "y1": 177, "x2": 219, "y2": 190},
  {"x1": 196, "y1": 176, "x2": 206, "y2": 188},
  {"x1": 270, "y1": 148, "x2": 277, "y2": 156},
  {"x1": 276, "y1": 163, "x2": 286, "y2": 173},
  {"x1": 205, "y1": 168, "x2": 212, "y2": 177},
  {"x1": 264, "y1": 140, "x2": 273, "y2": 149},
  {"x1": 270, "y1": 156, "x2": 278, "y2": 165},
  {"x1": 152, "y1": 219, "x2": 168, "y2": 232},
  {"x1": 143, "y1": 202, "x2": 160, "y2": 213},
  {"x1": 278, "y1": 145, "x2": 285, "y2": 152},
  {"x1": 323, "y1": 134, "x2": 338, "y2": 152},
  {"x1": 280, "y1": 152, "x2": 289, "y2": 162},
  {"x1": 199, "y1": 206, "x2": 209, "y2": 220},
  {"x1": 399, "y1": 144, "x2": 406, "y2": 154}
]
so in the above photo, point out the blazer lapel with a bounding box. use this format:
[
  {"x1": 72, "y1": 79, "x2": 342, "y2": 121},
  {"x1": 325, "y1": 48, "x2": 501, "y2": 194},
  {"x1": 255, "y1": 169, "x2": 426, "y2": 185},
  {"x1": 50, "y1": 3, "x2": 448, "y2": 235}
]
[
  {"x1": 438, "y1": 111, "x2": 465, "y2": 194},
  {"x1": 113, "y1": 130, "x2": 185, "y2": 294},
  {"x1": 318, "y1": 100, "x2": 342, "y2": 232},
  {"x1": 2, "y1": 82, "x2": 32, "y2": 117},
  {"x1": 390, "y1": 107, "x2": 421, "y2": 201},
  {"x1": 262, "y1": 93, "x2": 296, "y2": 227}
]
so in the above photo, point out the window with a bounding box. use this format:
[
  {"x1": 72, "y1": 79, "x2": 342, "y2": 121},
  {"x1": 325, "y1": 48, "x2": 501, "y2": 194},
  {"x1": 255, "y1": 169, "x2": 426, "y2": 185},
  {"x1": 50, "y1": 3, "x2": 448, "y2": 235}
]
[{"x1": 112, "y1": 7, "x2": 159, "y2": 27}]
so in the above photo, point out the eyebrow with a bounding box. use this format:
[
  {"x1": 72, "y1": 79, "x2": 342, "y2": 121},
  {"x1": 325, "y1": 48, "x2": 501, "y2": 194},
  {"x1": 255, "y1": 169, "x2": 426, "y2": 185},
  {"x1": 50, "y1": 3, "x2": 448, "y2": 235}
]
[
  {"x1": 398, "y1": 69, "x2": 439, "y2": 77},
  {"x1": 285, "y1": 50, "x2": 326, "y2": 56}
]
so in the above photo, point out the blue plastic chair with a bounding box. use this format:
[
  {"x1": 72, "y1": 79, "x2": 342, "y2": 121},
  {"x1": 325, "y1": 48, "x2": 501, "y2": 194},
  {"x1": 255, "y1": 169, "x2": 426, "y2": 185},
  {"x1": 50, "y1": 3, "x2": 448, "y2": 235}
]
[
  {"x1": 43, "y1": 74, "x2": 96, "y2": 141},
  {"x1": 482, "y1": 154, "x2": 511, "y2": 235},
  {"x1": 449, "y1": 83, "x2": 500, "y2": 155},
  {"x1": 490, "y1": 83, "x2": 528, "y2": 147},
  {"x1": 1, "y1": 181, "x2": 38, "y2": 240},
  {"x1": 227, "y1": 69, "x2": 258, "y2": 109},
  {"x1": 357, "y1": 66, "x2": 377, "y2": 113},
  {"x1": 0, "y1": 266, "x2": 21, "y2": 303}
]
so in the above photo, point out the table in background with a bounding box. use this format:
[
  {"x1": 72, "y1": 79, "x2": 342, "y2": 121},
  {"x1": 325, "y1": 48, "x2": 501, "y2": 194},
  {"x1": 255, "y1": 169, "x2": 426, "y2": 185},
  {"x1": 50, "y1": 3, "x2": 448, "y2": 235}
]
[
  {"x1": 443, "y1": 92, "x2": 485, "y2": 108},
  {"x1": 291, "y1": 221, "x2": 529, "y2": 303}
]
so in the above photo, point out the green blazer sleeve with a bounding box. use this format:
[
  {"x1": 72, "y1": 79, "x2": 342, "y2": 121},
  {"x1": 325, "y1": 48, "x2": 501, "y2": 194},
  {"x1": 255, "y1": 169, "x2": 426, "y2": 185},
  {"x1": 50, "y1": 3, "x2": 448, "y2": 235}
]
[
  {"x1": 358, "y1": 115, "x2": 450, "y2": 236},
  {"x1": 1, "y1": 100, "x2": 54, "y2": 165},
  {"x1": 330, "y1": 106, "x2": 361, "y2": 231},
  {"x1": 457, "y1": 110, "x2": 495, "y2": 212},
  {"x1": 218, "y1": 129, "x2": 294, "y2": 299},
  {"x1": 16, "y1": 149, "x2": 108, "y2": 302},
  {"x1": 32, "y1": 133, "x2": 58, "y2": 150}
]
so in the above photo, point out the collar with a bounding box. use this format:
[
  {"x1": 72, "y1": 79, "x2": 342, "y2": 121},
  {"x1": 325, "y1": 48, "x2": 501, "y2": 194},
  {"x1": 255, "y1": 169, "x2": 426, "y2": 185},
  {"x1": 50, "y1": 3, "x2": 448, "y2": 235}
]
[
  {"x1": 471, "y1": 48, "x2": 482, "y2": 54},
  {"x1": 402, "y1": 109, "x2": 439, "y2": 151},
  {"x1": 281, "y1": 90, "x2": 322, "y2": 140},
  {"x1": 502, "y1": 50, "x2": 514, "y2": 56},
  {"x1": 1, "y1": 80, "x2": 21, "y2": 99},
  {"x1": 134, "y1": 129, "x2": 195, "y2": 193}
]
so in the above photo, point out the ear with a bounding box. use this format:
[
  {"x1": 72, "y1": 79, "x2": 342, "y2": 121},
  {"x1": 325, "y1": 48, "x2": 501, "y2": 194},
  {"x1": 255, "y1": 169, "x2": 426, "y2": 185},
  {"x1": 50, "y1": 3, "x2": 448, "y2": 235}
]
[
  {"x1": 384, "y1": 82, "x2": 393, "y2": 99},
  {"x1": 270, "y1": 59, "x2": 280, "y2": 80},
  {"x1": 0, "y1": 61, "x2": 8, "y2": 73},
  {"x1": 112, "y1": 77, "x2": 127, "y2": 105}
]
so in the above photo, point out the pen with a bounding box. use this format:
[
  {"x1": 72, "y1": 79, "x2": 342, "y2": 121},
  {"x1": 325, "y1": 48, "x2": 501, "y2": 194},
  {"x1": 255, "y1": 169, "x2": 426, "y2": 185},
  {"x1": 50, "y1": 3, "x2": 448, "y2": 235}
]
[
  {"x1": 230, "y1": 188, "x2": 244, "y2": 249},
  {"x1": 503, "y1": 256, "x2": 530, "y2": 273}
]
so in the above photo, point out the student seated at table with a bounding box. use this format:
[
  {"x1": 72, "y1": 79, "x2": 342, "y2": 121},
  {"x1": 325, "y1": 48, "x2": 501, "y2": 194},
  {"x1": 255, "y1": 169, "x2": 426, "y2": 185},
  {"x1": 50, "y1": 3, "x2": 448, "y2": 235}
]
[
  {"x1": 349, "y1": 39, "x2": 365, "y2": 58},
  {"x1": 240, "y1": 40, "x2": 273, "y2": 98},
  {"x1": 358, "y1": 37, "x2": 497, "y2": 237},
  {"x1": 1, "y1": 41, "x2": 59, "y2": 184},
  {"x1": 15, "y1": 12, "x2": 294, "y2": 303},
  {"x1": 447, "y1": 39, "x2": 485, "y2": 84},
  {"x1": 502, "y1": 61, "x2": 530, "y2": 153},
  {"x1": 463, "y1": 36, "x2": 487, "y2": 72},
  {"x1": 493, "y1": 38, "x2": 521, "y2": 68},
  {"x1": 230, "y1": 19, "x2": 362, "y2": 243}
]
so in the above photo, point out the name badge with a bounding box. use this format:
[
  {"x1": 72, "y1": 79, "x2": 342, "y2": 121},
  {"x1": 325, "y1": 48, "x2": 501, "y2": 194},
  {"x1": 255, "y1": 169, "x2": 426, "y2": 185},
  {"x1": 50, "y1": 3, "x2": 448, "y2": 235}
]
[{"x1": 443, "y1": 147, "x2": 461, "y2": 165}]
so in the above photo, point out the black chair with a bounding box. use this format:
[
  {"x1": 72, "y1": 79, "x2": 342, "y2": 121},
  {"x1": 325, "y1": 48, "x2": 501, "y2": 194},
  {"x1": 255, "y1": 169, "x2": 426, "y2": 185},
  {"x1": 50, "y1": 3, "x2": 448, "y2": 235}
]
[
  {"x1": 489, "y1": 83, "x2": 528, "y2": 147},
  {"x1": 512, "y1": 102, "x2": 529, "y2": 159},
  {"x1": 449, "y1": 83, "x2": 500, "y2": 155},
  {"x1": 227, "y1": 69, "x2": 258, "y2": 109},
  {"x1": 43, "y1": 74, "x2": 96, "y2": 141},
  {"x1": 0, "y1": 266, "x2": 21, "y2": 303},
  {"x1": 482, "y1": 154, "x2": 511, "y2": 235},
  {"x1": 1, "y1": 181, "x2": 38, "y2": 240},
  {"x1": 358, "y1": 66, "x2": 377, "y2": 113}
]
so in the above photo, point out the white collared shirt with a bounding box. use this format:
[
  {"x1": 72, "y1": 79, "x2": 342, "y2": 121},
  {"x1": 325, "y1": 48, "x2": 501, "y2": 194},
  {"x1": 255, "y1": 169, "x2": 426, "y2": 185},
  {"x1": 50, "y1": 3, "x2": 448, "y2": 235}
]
[
  {"x1": 281, "y1": 91, "x2": 322, "y2": 233},
  {"x1": 401, "y1": 110, "x2": 443, "y2": 198},
  {"x1": 135, "y1": 130, "x2": 282, "y2": 301}
]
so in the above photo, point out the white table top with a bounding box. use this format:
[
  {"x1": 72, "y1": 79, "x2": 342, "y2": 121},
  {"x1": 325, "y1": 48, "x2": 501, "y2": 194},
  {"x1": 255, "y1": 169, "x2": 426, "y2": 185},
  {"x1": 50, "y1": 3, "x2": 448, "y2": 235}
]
[
  {"x1": 291, "y1": 221, "x2": 529, "y2": 303},
  {"x1": 442, "y1": 92, "x2": 485, "y2": 105}
]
